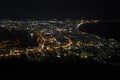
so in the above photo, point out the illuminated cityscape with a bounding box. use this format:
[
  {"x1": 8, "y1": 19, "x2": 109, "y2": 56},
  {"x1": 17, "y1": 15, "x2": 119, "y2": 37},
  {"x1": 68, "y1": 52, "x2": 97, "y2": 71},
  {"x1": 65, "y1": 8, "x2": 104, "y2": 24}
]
[{"x1": 0, "y1": 19, "x2": 120, "y2": 66}]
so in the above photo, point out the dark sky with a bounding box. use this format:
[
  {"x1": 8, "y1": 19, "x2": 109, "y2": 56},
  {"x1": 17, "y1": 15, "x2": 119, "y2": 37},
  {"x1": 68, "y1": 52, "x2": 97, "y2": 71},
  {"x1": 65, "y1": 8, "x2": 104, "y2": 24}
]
[{"x1": 0, "y1": 0, "x2": 119, "y2": 19}]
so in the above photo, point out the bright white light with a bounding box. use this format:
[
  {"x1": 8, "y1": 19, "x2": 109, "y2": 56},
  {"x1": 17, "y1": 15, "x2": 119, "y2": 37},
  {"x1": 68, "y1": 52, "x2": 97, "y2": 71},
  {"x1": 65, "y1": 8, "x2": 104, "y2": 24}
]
[{"x1": 30, "y1": 33, "x2": 34, "y2": 37}]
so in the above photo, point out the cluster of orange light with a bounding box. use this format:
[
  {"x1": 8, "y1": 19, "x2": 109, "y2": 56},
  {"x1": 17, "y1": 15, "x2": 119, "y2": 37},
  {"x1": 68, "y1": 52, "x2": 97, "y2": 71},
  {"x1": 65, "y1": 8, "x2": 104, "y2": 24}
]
[{"x1": 0, "y1": 31, "x2": 73, "y2": 58}]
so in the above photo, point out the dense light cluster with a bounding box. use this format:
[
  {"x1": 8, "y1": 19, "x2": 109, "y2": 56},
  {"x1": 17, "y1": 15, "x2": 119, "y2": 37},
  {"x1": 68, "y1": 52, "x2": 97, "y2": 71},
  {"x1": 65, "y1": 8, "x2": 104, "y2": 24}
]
[{"x1": 0, "y1": 20, "x2": 120, "y2": 65}]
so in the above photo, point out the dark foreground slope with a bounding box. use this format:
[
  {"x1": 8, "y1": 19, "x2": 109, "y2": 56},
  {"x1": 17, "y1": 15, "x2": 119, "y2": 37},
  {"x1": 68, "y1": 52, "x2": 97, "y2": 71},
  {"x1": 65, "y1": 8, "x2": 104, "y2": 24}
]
[{"x1": 0, "y1": 58, "x2": 120, "y2": 73}]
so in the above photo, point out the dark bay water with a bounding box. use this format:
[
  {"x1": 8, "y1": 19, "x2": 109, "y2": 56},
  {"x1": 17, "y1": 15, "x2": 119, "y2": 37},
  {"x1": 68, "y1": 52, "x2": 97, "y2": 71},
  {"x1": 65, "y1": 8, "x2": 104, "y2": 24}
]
[{"x1": 79, "y1": 21, "x2": 120, "y2": 41}]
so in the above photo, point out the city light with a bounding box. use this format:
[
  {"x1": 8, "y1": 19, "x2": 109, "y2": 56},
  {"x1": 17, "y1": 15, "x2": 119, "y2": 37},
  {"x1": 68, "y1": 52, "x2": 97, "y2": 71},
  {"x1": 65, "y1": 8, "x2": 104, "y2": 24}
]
[{"x1": 0, "y1": 20, "x2": 120, "y2": 66}]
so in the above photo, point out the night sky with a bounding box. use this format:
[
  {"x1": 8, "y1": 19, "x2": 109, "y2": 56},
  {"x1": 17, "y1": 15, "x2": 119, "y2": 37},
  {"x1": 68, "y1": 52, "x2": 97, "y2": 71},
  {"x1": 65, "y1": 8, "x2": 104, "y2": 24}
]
[{"x1": 0, "y1": 0, "x2": 119, "y2": 19}]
